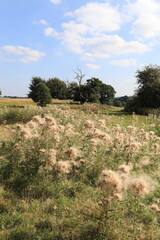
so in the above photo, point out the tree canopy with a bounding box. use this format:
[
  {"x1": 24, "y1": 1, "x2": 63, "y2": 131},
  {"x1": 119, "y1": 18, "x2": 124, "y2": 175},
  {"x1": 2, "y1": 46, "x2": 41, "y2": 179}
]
[
  {"x1": 28, "y1": 77, "x2": 52, "y2": 107},
  {"x1": 135, "y1": 65, "x2": 160, "y2": 108},
  {"x1": 46, "y1": 78, "x2": 68, "y2": 99},
  {"x1": 71, "y1": 77, "x2": 116, "y2": 104}
]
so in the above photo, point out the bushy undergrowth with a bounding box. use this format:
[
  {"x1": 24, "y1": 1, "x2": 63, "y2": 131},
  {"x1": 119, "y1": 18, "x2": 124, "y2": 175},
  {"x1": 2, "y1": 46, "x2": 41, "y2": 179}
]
[
  {"x1": 0, "y1": 105, "x2": 160, "y2": 240},
  {"x1": 0, "y1": 106, "x2": 49, "y2": 124}
]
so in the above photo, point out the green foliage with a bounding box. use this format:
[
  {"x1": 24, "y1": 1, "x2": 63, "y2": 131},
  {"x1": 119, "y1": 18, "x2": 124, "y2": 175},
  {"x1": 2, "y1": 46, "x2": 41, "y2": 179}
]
[
  {"x1": 100, "y1": 83, "x2": 116, "y2": 104},
  {"x1": 28, "y1": 76, "x2": 46, "y2": 101},
  {"x1": 28, "y1": 77, "x2": 52, "y2": 107},
  {"x1": 72, "y1": 78, "x2": 116, "y2": 105},
  {"x1": 46, "y1": 78, "x2": 68, "y2": 99},
  {"x1": 136, "y1": 65, "x2": 160, "y2": 108},
  {"x1": 113, "y1": 99, "x2": 122, "y2": 107},
  {"x1": 126, "y1": 65, "x2": 160, "y2": 114}
]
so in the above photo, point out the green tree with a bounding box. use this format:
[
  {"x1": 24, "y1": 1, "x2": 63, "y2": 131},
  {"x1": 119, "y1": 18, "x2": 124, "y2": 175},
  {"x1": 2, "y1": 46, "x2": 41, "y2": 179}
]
[
  {"x1": 46, "y1": 78, "x2": 68, "y2": 99},
  {"x1": 136, "y1": 65, "x2": 160, "y2": 108},
  {"x1": 28, "y1": 76, "x2": 46, "y2": 102},
  {"x1": 71, "y1": 77, "x2": 116, "y2": 105},
  {"x1": 28, "y1": 77, "x2": 52, "y2": 107},
  {"x1": 100, "y1": 83, "x2": 116, "y2": 104},
  {"x1": 0, "y1": 89, "x2": 2, "y2": 96}
]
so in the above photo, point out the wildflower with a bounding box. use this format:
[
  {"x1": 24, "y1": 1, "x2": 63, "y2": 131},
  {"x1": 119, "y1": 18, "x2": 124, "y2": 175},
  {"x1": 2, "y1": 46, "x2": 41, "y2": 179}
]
[
  {"x1": 20, "y1": 128, "x2": 32, "y2": 139},
  {"x1": 32, "y1": 115, "x2": 45, "y2": 125},
  {"x1": 58, "y1": 125, "x2": 65, "y2": 133},
  {"x1": 97, "y1": 119, "x2": 106, "y2": 128},
  {"x1": 113, "y1": 124, "x2": 121, "y2": 132},
  {"x1": 99, "y1": 170, "x2": 122, "y2": 194},
  {"x1": 89, "y1": 138, "x2": 100, "y2": 146},
  {"x1": 48, "y1": 149, "x2": 57, "y2": 166},
  {"x1": 26, "y1": 121, "x2": 37, "y2": 129},
  {"x1": 84, "y1": 120, "x2": 94, "y2": 129},
  {"x1": 65, "y1": 124, "x2": 75, "y2": 137},
  {"x1": 127, "y1": 125, "x2": 137, "y2": 134},
  {"x1": 45, "y1": 115, "x2": 57, "y2": 126},
  {"x1": 54, "y1": 134, "x2": 60, "y2": 145},
  {"x1": 65, "y1": 147, "x2": 79, "y2": 160},
  {"x1": 56, "y1": 161, "x2": 70, "y2": 174},
  {"x1": 129, "y1": 178, "x2": 149, "y2": 196}
]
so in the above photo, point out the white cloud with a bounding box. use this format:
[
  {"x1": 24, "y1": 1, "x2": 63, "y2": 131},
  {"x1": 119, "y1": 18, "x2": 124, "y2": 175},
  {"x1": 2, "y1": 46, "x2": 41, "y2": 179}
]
[
  {"x1": 39, "y1": 19, "x2": 49, "y2": 25},
  {"x1": 126, "y1": 0, "x2": 160, "y2": 38},
  {"x1": 66, "y1": 2, "x2": 122, "y2": 33},
  {"x1": 50, "y1": 0, "x2": 61, "y2": 4},
  {"x1": 86, "y1": 63, "x2": 101, "y2": 69},
  {"x1": 83, "y1": 35, "x2": 148, "y2": 60},
  {"x1": 2, "y1": 46, "x2": 45, "y2": 63},
  {"x1": 110, "y1": 58, "x2": 137, "y2": 67},
  {"x1": 44, "y1": 1, "x2": 150, "y2": 61}
]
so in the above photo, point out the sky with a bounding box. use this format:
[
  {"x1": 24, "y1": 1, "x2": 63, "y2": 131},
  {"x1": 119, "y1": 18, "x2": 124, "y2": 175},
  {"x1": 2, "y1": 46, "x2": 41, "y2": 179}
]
[{"x1": 1, "y1": 0, "x2": 160, "y2": 97}]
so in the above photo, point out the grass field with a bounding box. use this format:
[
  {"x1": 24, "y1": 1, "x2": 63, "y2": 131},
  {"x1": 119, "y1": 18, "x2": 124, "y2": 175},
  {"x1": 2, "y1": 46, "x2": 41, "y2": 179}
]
[{"x1": 0, "y1": 99, "x2": 160, "y2": 240}]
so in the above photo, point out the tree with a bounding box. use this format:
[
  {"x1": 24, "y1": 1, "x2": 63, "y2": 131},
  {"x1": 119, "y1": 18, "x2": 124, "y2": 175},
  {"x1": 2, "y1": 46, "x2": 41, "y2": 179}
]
[
  {"x1": 73, "y1": 68, "x2": 86, "y2": 104},
  {"x1": 28, "y1": 76, "x2": 46, "y2": 102},
  {"x1": 28, "y1": 77, "x2": 52, "y2": 107},
  {"x1": 135, "y1": 65, "x2": 160, "y2": 108},
  {"x1": 0, "y1": 89, "x2": 2, "y2": 96},
  {"x1": 46, "y1": 78, "x2": 68, "y2": 99},
  {"x1": 71, "y1": 77, "x2": 116, "y2": 105},
  {"x1": 100, "y1": 83, "x2": 116, "y2": 104},
  {"x1": 85, "y1": 78, "x2": 102, "y2": 103},
  {"x1": 84, "y1": 78, "x2": 116, "y2": 104}
]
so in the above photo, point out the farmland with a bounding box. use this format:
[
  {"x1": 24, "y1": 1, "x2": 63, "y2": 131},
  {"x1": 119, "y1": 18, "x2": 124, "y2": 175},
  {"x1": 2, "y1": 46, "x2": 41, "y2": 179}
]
[{"x1": 0, "y1": 99, "x2": 160, "y2": 240}]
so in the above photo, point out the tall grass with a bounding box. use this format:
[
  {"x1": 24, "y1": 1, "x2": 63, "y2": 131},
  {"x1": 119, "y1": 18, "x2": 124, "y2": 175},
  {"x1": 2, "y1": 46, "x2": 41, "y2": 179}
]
[{"x1": 0, "y1": 105, "x2": 160, "y2": 239}]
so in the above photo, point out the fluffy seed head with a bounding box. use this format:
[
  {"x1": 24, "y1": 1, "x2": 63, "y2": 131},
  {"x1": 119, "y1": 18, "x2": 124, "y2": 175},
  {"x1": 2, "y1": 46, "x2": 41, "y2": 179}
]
[
  {"x1": 99, "y1": 170, "x2": 122, "y2": 194},
  {"x1": 56, "y1": 161, "x2": 70, "y2": 174}
]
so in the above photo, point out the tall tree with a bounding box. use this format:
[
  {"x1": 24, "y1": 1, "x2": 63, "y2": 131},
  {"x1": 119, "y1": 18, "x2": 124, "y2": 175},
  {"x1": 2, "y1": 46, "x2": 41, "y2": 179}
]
[
  {"x1": 136, "y1": 65, "x2": 160, "y2": 108},
  {"x1": 46, "y1": 78, "x2": 68, "y2": 99},
  {"x1": 28, "y1": 76, "x2": 46, "y2": 102},
  {"x1": 100, "y1": 83, "x2": 116, "y2": 104},
  {"x1": 28, "y1": 77, "x2": 52, "y2": 107}
]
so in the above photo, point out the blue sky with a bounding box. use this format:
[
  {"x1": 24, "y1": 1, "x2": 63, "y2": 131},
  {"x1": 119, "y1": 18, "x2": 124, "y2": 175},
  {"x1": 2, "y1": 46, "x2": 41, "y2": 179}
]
[{"x1": 1, "y1": 0, "x2": 160, "y2": 97}]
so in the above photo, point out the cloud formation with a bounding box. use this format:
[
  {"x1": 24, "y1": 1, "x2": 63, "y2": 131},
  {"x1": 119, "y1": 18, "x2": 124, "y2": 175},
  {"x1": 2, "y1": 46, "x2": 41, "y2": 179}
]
[
  {"x1": 44, "y1": 0, "x2": 158, "y2": 62},
  {"x1": 126, "y1": 0, "x2": 160, "y2": 38},
  {"x1": 2, "y1": 46, "x2": 45, "y2": 63}
]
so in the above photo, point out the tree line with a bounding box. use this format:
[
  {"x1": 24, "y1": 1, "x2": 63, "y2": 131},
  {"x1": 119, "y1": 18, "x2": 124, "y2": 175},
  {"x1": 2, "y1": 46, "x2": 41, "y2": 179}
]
[{"x1": 28, "y1": 73, "x2": 116, "y2": 107}]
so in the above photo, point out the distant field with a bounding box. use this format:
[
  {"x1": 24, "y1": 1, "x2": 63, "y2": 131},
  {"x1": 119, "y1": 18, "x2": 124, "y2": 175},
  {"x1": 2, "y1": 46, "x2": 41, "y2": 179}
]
[
  {"x1": 0, "y1": 98, "x2": 74, "y2": 107},
  {"x1": 0, "y1": 98, "x2": 35, "y2": 107}
]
